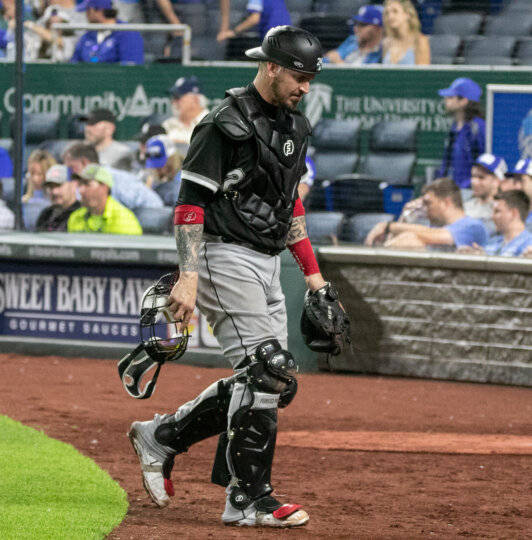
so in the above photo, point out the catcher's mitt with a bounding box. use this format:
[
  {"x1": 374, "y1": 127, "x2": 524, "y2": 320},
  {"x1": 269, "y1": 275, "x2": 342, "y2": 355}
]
[{"x1": 300, "y1": 282, "x2": 350, "y2": 355}]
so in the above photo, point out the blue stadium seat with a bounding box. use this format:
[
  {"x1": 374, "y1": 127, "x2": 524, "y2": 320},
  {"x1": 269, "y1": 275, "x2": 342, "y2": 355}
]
[
  {"x1": 463, "y1": 55, "x2": 514, "y2": 66},
  {"x1": 503, "y1": 0, "x2": 532, "y2": 12},
  {"x1": 464, "y1": 36, "x2": 516, "y2": 64},
  {"x1": 305, "y1": 211, "x2": 345, "y2": 245},
  {"x1": 516, "y1": 38, "x2": 532, "y2": 65},
  {"x1": 483, "y1": 13, "x2": 532, "y2": 35},
  {"x1": 285, "y1": 0, "x2": 314, "y2": 13},
  {"x1": 299, "y1": 14, "x2": 352, "y2": 51},
  {"x1": 225, "y1": 33, "x2": 262, "y2": 61},
  {"x1": 311, "y1": 118, "x2": 361, "y2": 182},
  {"x1": 313, "y1": 0, "x2": 365, "y2": 16},
  {"x1": 134, "y1": 206, "x2": 174, "y2": 235},
  {"x1": 1, "y1": 177, "x2": 14, "y2": 204},
  {"x1": 340, "y1": 212, "x2": 395, "y2": 244},
  {"x1": 433, "y1": 13, "x2": 483, "y2": 36}
]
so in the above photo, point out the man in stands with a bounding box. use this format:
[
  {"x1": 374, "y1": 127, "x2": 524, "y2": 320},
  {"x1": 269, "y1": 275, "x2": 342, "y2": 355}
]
[
  {"x1": 71, "y1": 0, "x2": 143, "y2": 64},
  {"x1": 163, "y1": 77, "x2": 209, "y2": 145},
  {"x1": 36, "y1": 164, "x2": 80, "y2": 231},
  {"x1": 464, "y1": 153, "x2": 507, "y2": 236},
  {"x1": 504, "y1": 158, "x2": 532, "y2": 230},
  {"x1": 365, "y1": 177, "x2": 488, "y2": 250},
  {"x1": 459, "y1": 190, "x2": 532, "y2": 257},
  {"x1": 62, "y1": 142, "x2": 164, "y2": 210},
  {"x1": 68, "y1": 164, "x2": 142, "y2": 234},
  {"x1": 324, "y1": 4, "x2": 383, "y2": 65},
  {"x1": 83, "y1": 108, "x2": 134, "y2": 171}
]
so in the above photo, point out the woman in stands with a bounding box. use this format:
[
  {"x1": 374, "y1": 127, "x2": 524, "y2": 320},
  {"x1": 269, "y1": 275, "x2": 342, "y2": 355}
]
[
  {"x1": 382, "y1": 0, "x2": 430, "y2": 65},
  {"x1": 23, "y1": 149, "x2": 56, "y2": 203}
]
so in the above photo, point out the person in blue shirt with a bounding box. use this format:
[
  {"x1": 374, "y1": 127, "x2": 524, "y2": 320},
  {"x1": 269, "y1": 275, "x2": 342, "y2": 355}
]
[
  {"x1": 0, "y1": 147, "x2": 13, "y2": 177},
  {"x1": 71, "y1": 0, "x2": 144, "y2": 64},
  {"x1": 504, "y1": 157, "x2": 532, "y2": 230},
  {"x1": 366, "y1": 177, "x2": 487, "y2": 250},
  {"x1": 436, "y1": 78, "x2": 485, "y2": 190},
  {"x1": 144, "y1": 134, "x2": 182, "y2": 207},
  {"x1": 324, "y1": 4, "x2": 383, "y2": 65},
  {"x1": 459, "y1": 190, "x2": 532, "y2": 257},
  {"x1": 218, "y1": 0, "x2": 291, "y2": 41}
]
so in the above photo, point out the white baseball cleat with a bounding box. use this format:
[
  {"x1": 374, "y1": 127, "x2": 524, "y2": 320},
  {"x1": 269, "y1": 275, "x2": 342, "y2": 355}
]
[
  {"x1": 128, "y1": 419, "x2": 175, "y2": 508},
  {"x1": 222, "y1": 494, "x2": 309, "y2": 527}
]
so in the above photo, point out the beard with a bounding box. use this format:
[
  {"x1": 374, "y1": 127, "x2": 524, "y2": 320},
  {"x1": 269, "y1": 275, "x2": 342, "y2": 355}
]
[{"x1": 271, "y1": 79, "x2": 301, "y2": 111}]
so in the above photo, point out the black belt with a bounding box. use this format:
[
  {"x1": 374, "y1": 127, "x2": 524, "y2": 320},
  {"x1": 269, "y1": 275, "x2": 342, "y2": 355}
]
[{"x1": 203, "y1": 233, "x2": 280, "y2": 257}]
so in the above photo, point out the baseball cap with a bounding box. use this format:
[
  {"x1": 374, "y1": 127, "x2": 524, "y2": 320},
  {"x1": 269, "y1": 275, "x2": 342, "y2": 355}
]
[
  {"x1": 79, "y1": 163, "x2": 114, "y2": 188},
  {"x1": 145, "y1": 135, "x2": 176, "y2": 169},
  {"x1": 509, "y1": 157, "x2": 532, "y2": 176},
  {"x1": 438, "y1": 78, "x2": 482, "y2": 102},
  {"x1": 134, "y1": 123, "x2": 167, "y2": 144},
  {"x1": 41, "y1": 5, "x2": 71, "y2": 23},
  {"x1": 44, "y1": 164, "x2": 70, "y2": 185},
  {"x1": 474, "y1": 153, "x2": 508, "y2": 180},
  {"x1": 83, "y1": 108, "x2": 116, "y2": 125},
  {"x1": 352, "y1": 5, "x2": 383, "y2": 27},
  {"x1": 76, "y1": 0, "x2": 112, "y2": 11},
  {"x1": 168, "y1": 76, "x2": 201, "y2": 99}
]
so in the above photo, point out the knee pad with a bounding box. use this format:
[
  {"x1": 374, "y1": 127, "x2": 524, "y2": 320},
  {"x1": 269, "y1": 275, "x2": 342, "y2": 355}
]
[{"x1": 248, "y1": 339, "x2": 298, "y2": 394}]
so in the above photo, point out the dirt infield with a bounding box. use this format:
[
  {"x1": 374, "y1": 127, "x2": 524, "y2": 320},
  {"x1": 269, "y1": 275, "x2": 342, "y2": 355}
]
[{"x1": 1, "y1": 354, "x2": 531, "y2": 539}]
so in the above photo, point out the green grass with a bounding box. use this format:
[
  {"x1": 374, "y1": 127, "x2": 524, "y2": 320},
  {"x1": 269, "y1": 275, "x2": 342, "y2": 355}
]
[{"x1": 0, "y1": 415, "x2": 128, "y2": 539}]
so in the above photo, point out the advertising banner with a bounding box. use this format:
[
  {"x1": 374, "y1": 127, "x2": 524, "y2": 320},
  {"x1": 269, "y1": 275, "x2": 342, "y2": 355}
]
[
  {"x1": 486, "y1": 84, "x2": 532, "y2": 168},
  {"x1": 0, "y1": 261, "x2": 220, "y2": 350}
]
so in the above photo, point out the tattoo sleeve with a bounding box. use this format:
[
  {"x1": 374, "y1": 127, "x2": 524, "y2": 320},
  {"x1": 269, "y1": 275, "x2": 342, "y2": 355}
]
[
  {"x1": 286, "y1": 215, "x2": 308, "y2": 246},
  {"x1": 175, "y1": 223, "x2": 204, "y2": 272}
]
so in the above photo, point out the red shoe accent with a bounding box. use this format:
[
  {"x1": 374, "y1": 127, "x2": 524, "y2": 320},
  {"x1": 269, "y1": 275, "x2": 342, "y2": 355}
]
[
  {"x1": 273, "y1": 504, "x2": 302, "y2": 519},
  {"x1": 164, "y1": 478, "x2": 175, "y2": 497}
]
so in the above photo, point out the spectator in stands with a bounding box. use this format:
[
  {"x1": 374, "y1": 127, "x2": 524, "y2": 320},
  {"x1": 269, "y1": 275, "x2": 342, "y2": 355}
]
[
  {"x1": 458, "y1": 190, "x2": 532, "y2": 257},
  {"x1": 324, "y1": 4, "x2": 383, "y2": 65},
  {"x1": 163, "y1": 76, "x2": 209, "y2": 145},
  {"x1": 0, "y1": 182, "x2": 14, "y2": 230},
  {"x1": 436, "y1": 78, "x2": 485, "y2": 189},
  {"x1": 0, "y1": 0, "x2": 35, "y2": 59},
  {"x1": 68, "y1": 163, "x2": 142, "y2": 234},
  {"x1": 218, "y1": 0, "x2": 291, "y2": 42},
  {"x1": 464, "y1": 153, "x2": 507, "y2": 236},
  {"x1": 382, "y1": 0, "x2": 430, "y2": 65},
  {"x1": 24, "y1": 6, "x2": 76, "y2": 61},
  {"x1": 505, "y1": 157, "x2": 532, "y2": 230},
  {"x1": 298, "y1": 155, "x2": 316, "y2": 202},
  {"x1": 144, "y1": 135, "x2": 183, "y2": 206},
  {"x1": 132, "y1": 122, "x2": 167, "y2": 175},
  {"x1": 62, "y1": 142, "x2": 164, "y2": 209},
  {"x1": 83, "y1": 108, "x2": 134, "y2": 171},
  {"x1": 36, "y1": 164, "x2": 81, "y2": 231},
  {"x1": 0, "y1": 146, "x2": 13, "y2": 177},
  {"x1": 71, "y1": 0, "x2": 144, "y2": 64},
  {"x1": 23, "y1": 149, "x2": 56, "y2": 203},
  {"x1": 365, "y1": 177, "x2": 488, "y2": 250}
]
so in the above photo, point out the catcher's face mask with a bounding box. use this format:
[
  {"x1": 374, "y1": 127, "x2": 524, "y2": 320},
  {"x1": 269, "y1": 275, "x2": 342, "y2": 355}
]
[{"x1": 117, "y1": 273, "x2": 189, "y2": 399}]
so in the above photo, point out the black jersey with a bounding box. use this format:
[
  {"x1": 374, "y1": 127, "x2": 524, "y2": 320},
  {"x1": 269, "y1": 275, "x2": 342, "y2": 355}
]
[{"x1": 180, "y1": 84, "x2": 311, "y2": 255}]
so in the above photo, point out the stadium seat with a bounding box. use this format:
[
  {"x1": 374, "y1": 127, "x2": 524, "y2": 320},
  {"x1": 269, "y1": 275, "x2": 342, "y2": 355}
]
[
  {"x1": 1, "y1": 177, "x2": 14, "y2": 204},
  {"x1": 324, "y1": 176, "x2": 386, "y2": 216},
  {"x1": 0, "y1": 138, "x2": 13, "y2": 155},
  {"x1": 433, "y1": 13, "x2": 483, "y2": 36},
  {"x1": 305, "y1": 211, "x2": 345, "y2": 245},
  {"x1": 340, "y1": 212, "x2": 395, "y2": 244},
  {"x1": 503, "y1": 0, "x2": 532, "y2": 12},
  {"x1": 23, "y1": 200, "x2": 50, "y2": 231},
  {"x1": 144, "y1": 33, "x2": 168, "y2": 62},
  {"x1": 67, "y1": 115, "x2": 86, "y2": 140},
  {"x1": 464, "y1": 36, "x2": 516, "y2": 64},
  {"x1": 229, "y1": 0, "x2": 249, "y2": 12},
  {"x1": 429, "y1": 35, "x2": 461, "y2": 64},
  {"x1": 516, "y1": 39, "x2": 532, "y2": 65},
  {"x1": 225, "y1": 33, "x2": 261, "y2": 61},
  {"x1": 311, "y1": 118, "x2": 361, "y2": 181},
  {"x1": 313, "y1": 0, "x2": 365, "y2": 16},
  {"x1": 299, "y1": 14, "x2": 352, "y2": 51},
  {"x1": 483, "y1": 13, "x2": 532, "y2": 36},
  {"x1": 11, "y1": 113, "x2": 61, "y2": 144},
  {"x1": 463, "y1": 55, "x2": 514, "y2": 66},
  {"x1": 134, "y1": 206, "x2": 174, "y2": 235},
  {"x1": 38, "y1": 139, "x2": 75, "y2": 162},
  {"x1": 360, "y1": 120, "x2": 418, "y2": 185},
  {"x1": 285, "y1": 0, "x2": 314, "y2": 13},
  {"x1": 305, "y1": 182, "x2": 330, "y2": 212}
]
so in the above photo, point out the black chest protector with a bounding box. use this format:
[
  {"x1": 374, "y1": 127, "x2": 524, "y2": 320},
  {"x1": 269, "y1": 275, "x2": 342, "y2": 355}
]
[{"x1": 208, "y1": 87, "x2": 311, "y2": 254}]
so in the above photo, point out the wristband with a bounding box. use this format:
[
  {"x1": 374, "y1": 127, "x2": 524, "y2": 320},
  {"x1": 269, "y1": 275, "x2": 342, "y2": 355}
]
[
  {"x1": 174, "y1": 204, "x2": 204, "y2": 225},
  {"x1": 292, "y1": 197, "x2": 305, "y2": 217},
  {"x1": 288, "y1": 237, "x2": 320, "y2": 276}
]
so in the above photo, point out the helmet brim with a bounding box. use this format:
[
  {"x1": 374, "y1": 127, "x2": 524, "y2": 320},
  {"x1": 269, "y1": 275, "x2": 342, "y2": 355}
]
[
  {"x1": 245, "y1": 46, "x2": 321, "y2": 74},
  {"x1": 245, "y1": 46, "x2": 270, "y2": 61}
]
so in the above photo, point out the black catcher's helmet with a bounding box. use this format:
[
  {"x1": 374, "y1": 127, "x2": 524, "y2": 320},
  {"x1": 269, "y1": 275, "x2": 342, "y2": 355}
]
[
  {"x1": 118, "y1": 273, "x2": 189, "y2": 399},
  {"x1": 245, "y1": 25, "x2": 323, "y2": 74}
]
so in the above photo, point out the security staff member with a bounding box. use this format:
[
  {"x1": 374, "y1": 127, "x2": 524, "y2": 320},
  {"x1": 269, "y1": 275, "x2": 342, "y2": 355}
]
[{"x1": 128, "y1": 26, "x2": 326, "y2": 527}]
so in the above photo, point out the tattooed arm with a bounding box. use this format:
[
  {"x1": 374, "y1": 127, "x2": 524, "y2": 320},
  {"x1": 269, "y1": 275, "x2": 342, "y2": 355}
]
[
  {"x1": 286, "y1": 215, "x2": 307, "y2": 246},
  {"x1": 167, "y1": 222, "x2": 204, "y2": 329}
]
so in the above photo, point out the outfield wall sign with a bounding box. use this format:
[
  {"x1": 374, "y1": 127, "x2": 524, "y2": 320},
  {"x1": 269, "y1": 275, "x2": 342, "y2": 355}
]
[{"x1": 0, "y1": 262, "x2": 220, "y2": 350}]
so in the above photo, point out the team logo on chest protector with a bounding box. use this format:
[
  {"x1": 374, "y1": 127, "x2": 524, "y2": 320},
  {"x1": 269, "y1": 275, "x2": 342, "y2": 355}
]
[{"x1": 283, "y1": 140, "x2": 294, "y2": 156}]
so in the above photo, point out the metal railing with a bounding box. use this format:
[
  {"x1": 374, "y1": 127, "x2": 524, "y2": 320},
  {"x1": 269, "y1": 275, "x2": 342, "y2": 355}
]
[{"x1": 51, "y1": 23, "x2": 192, "y2": 64}]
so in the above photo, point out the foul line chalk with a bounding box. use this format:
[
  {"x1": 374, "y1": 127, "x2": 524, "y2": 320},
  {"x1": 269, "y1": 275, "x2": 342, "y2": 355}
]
[{"x1": 278, "y1": 431, "x2": 532, "y2": 455}]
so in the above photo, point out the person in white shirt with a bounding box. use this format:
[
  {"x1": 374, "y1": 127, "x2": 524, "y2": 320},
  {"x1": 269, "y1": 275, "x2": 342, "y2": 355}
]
[
  {"x1": 0, "y1": 182, "x2": 14, "y2": 230},
  {"x1": 162, "y1": 76, "x2": 209, "y2": 145}
]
